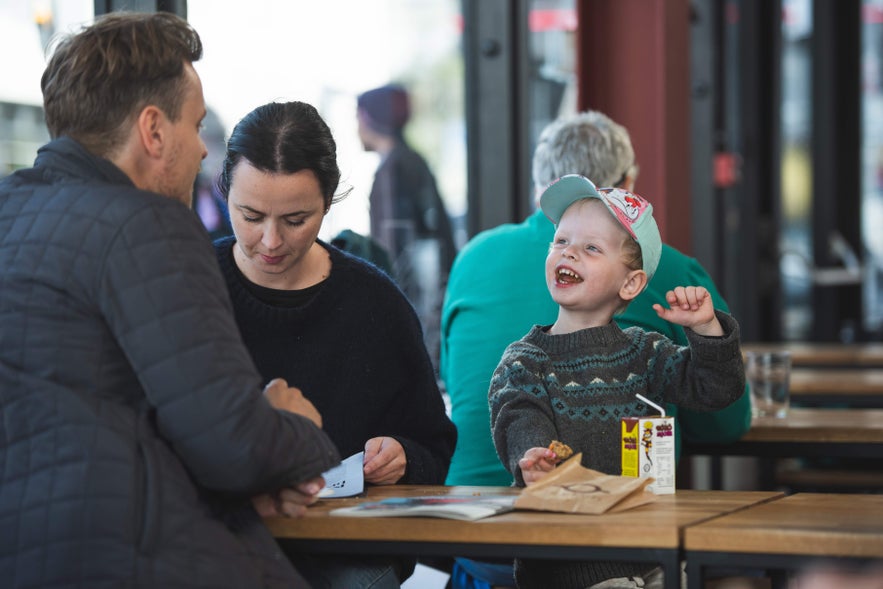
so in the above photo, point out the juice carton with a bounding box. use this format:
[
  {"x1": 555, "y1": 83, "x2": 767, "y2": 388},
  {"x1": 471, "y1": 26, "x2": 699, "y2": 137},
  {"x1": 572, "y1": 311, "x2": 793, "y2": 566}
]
[{"x1": 621, "y1": 396, "x2": 675, "y2": 494}]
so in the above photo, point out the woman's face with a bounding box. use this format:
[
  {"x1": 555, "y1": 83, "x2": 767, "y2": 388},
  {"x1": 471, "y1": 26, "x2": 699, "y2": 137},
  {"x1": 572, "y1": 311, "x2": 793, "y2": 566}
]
[{"x1": 227, "y1": 160, "x2": 327, "y2": 287}]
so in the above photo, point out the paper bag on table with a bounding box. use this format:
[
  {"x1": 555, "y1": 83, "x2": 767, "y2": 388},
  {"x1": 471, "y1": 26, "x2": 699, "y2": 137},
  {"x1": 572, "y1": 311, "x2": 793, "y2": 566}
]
[{"x1": 514, "y1": 453, "x2": 657, "y2": 515}]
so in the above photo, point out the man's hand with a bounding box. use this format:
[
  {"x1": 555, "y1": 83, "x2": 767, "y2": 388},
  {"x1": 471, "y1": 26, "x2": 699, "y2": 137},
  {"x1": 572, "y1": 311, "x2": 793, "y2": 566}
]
[
  {"x1": 363, "y1": 436, "x2": 406, "y2": 485},
  {"x1": 263, "y1": 378, "x2": 322, "y2": 427},
  {"x1": 252, "y1": 476, "x2": 325, "y2": 518},
  {"x1": 652, "y1": 286, "x2": 724, "y2": 337}
]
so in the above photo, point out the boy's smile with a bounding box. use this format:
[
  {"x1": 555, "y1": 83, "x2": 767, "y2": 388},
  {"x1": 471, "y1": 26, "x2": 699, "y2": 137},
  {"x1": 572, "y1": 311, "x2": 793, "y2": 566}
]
[
  {"x1": 555, "y1": 265, "x2": 583, "y2": 285},
  {"x1": 545, "y1": 198, "x2": 638, "y2": 330}
]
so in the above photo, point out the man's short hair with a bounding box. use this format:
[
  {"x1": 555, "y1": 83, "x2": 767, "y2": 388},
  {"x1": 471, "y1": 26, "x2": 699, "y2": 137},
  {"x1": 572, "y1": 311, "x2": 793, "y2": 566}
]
[{"x1": 41, "y1": 12, "x2": 203, "y2": 157}]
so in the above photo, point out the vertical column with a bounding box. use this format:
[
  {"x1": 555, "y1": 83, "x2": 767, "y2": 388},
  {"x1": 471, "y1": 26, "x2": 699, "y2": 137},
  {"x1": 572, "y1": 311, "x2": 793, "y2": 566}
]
[{"x1": 576, "y1": 0, "x2": 691, "y2": 251}]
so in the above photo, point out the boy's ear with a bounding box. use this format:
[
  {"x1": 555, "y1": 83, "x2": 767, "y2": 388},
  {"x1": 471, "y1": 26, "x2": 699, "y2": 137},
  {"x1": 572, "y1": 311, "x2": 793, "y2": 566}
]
[{"x1": 620, "y1": 269, "x2": 648, "y2": 301}]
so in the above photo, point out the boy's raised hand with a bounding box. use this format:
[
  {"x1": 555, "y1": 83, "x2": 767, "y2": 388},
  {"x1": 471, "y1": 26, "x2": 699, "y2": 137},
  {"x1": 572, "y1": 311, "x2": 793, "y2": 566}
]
[{"x1": 652, "y1": 286, "x2": 724, "y2": 337}]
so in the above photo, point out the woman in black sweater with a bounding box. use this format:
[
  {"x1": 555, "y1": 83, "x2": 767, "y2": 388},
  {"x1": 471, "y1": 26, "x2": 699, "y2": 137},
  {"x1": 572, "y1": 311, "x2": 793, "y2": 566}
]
[{"x1": 214, "y1": 101, "x2": 456, "y2": 589}]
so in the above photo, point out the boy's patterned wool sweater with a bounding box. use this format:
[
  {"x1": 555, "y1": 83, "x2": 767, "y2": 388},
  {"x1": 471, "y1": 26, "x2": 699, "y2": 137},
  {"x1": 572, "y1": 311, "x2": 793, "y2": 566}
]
[{"x1": 489, "y1": 310, "x2": 745, "y2": 588}]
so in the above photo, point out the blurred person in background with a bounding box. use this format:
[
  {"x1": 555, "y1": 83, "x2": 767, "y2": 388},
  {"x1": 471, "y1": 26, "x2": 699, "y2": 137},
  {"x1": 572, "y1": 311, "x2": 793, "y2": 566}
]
[{"x1": 357, "y1": 83, "x2": 458, "y2": 369}]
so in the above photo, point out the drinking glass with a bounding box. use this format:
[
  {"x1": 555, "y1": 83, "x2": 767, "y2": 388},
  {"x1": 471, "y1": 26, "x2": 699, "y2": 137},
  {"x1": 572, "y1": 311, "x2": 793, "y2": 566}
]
[{"x1": 745, "y1": 351, "x2": 791, "y2": 419}]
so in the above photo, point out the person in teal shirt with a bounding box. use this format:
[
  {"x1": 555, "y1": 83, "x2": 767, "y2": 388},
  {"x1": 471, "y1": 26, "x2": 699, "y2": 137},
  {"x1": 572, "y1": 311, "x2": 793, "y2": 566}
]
[{"x1": 441, "y1": 110, "x2": 751, "y2": 488}]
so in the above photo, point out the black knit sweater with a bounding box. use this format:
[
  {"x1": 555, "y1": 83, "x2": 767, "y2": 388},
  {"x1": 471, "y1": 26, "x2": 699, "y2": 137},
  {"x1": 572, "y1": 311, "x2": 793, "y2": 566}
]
[{"x1": 214, "y1": 237, "x2": 456, "y2": 484}]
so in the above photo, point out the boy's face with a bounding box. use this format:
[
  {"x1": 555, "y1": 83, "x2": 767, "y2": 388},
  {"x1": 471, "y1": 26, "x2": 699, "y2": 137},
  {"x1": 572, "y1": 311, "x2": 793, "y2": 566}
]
[{"x1": 545, "y1": 199, "x2": 634, "y2": 317}]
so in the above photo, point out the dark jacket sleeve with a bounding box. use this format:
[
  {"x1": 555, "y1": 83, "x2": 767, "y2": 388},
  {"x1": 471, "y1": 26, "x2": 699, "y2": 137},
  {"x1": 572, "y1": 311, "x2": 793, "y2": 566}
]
[{"x1": 98, "y1": 199, "x2": 340, "y2": 494}]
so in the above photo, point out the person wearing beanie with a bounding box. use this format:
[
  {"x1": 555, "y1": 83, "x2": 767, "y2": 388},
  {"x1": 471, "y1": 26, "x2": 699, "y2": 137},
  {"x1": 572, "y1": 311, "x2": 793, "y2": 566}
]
[
  {"x1": 356, "y1": 84, "x2": 456, "y2": 273},
  {"x1": 357, "y1": 83, "x2": 458, "y2": 368},
  {"x1": 489, "y1": 175, "x2": 746, "y2": 589},
  {"x1": 357, "y1": 84, "x2": 412, "y2": 138}
]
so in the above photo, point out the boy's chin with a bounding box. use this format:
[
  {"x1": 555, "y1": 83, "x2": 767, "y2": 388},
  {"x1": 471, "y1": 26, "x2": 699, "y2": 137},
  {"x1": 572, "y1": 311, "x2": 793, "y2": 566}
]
[{"x1": 549, "y1": 285, "x2": 580, "y2": 304}]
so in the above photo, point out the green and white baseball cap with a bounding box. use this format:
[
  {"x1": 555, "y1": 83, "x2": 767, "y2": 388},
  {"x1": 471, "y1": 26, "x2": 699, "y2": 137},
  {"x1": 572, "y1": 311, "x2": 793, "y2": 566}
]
[{"x1": 540, "y1": 174, "x2": 662, "y2": 281}]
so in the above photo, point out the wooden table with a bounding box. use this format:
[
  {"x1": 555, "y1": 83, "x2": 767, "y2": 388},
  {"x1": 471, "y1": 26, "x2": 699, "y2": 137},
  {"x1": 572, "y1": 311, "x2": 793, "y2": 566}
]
[
  {"x1": 790, "y1": 368, "x2": 883, "y2": 407},
  {"x1": 685, "y1": 408, "x2": 883, "y2": 490},
  {"x1": 687, "y1": 408, "x2": 883, "y2": 459},
  {"x1": 684, "y1": 493, "x2": 883, "y2": 589},
  {"x1": 743, "y1": 342, "x2": 883, "y2": 368},
  {"x1": 266, "y1": 485, "x2": 783, "y2": 588}
]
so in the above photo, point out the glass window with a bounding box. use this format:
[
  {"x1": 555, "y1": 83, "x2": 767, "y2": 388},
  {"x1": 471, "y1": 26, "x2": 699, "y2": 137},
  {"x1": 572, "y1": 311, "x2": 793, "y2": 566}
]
[
  {"x1": 188, "y1": 0, "x2": 465, "y2": 246},
  {"x1": 0, "y1": 1, "x2": 93, "y2": 175},
  {"x1": 527, "y1": 0, "x2": 577, "y2": 159},
  {"x1": 0, "y1": 1, "x2": 466, "y2": 252},
  {"x1": 780, "y1": 0, "x2": 813, "y2": 339},
  {"x1": 862, "y1": 0, "x2": 883, "y2": 334}
]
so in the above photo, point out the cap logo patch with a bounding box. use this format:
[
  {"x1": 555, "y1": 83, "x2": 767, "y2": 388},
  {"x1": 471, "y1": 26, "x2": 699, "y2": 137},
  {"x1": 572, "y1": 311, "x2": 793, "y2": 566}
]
[{"x1": 600, "y1": 188, "x2": 650, "y2": 238}]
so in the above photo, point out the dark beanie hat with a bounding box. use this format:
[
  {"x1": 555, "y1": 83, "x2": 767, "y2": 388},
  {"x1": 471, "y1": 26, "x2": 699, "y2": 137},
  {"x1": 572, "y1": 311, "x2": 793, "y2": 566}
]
[{"x1": 357, "y1": 84, "x2": 411, "y2": 136}]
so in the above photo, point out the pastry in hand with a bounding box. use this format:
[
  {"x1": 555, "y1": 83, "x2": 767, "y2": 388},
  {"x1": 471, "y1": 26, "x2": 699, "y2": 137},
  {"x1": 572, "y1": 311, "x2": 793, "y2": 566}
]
[{"x1": 548, "y1": 440, "x2": 573, "y2": 461}]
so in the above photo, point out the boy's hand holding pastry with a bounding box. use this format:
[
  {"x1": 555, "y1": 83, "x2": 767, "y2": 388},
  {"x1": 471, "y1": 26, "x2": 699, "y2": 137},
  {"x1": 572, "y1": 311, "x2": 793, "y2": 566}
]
[
  {"x1": 518, "y1": 440, "x2": 574, "y2": 486},
  {"x1": 651, "y1": 286, "x2": 724, "y2": 337}
]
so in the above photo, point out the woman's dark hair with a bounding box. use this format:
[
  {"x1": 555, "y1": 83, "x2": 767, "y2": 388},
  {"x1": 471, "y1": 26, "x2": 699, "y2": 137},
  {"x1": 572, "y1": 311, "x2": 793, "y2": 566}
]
[
  {"x1": 218, "y1": 101, "x2": 350, "y2": 209},
  {"x1": 41, "y1": 12, "x2": 202, "y2": 156}
]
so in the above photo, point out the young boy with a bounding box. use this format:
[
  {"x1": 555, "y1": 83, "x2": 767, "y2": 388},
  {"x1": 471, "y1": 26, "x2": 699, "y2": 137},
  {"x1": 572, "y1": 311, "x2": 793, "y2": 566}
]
[{"x1": 489, "y1": 174, "x2": 745, "y2": 589}]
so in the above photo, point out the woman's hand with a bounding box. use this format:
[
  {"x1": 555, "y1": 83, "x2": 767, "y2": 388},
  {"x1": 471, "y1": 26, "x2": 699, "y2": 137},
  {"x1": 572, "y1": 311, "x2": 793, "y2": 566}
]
[{"x1": 363, "y1": 436, "x2": 406, "y2": 485}]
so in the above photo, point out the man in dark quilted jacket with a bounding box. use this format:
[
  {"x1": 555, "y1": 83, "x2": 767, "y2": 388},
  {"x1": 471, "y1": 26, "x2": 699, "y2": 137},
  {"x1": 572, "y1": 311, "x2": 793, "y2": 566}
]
[{"x1": 0, "y1": 12, "x2": 340, "y2": 589}]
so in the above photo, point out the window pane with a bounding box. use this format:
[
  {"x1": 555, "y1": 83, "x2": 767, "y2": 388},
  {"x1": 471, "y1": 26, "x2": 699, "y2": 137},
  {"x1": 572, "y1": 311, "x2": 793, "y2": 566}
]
[
  {"x1": 527, "y1": 0, "x2": 577, "y2": 163},
  {"x1": 862, "y1": 0, "x2": 883, "y2": 334},
  {"x1": 0, "y1": 1, "x2": 93, "y2": 175},
  {"x1": 780, "y1": 0, "x2": 813, "y2": 340},
  {"x1": 188, "y1": 0, "x2": 465, "y2": 246}
]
